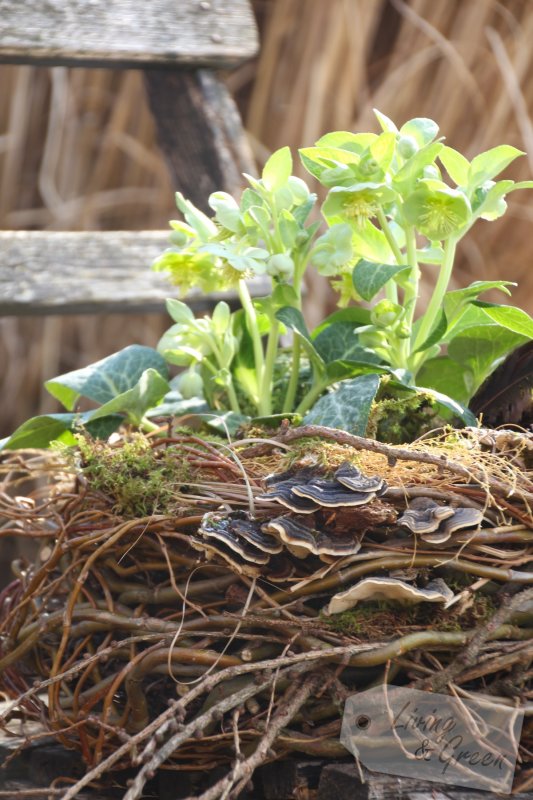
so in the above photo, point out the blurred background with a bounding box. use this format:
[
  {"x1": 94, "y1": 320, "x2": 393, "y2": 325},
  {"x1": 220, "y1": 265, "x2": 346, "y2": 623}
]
[{"x1": 1, "y1": 0, "x2": 533, "y2": 437}]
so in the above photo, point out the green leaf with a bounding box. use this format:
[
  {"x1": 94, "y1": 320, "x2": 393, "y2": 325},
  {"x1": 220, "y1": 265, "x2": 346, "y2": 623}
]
[
  {"x1": 0, "y1": 412, "x2": 123, "y2": 451},
  {"x1": 443, "y1": 281, "x2": 514, "y2": 337},
  {"x1": 312, "y1": 307, "x2": 371, "y2": 338},
  {"x1": 88, "y1": 369, "x2": 170, "y2": 425},
  {"x1": 146, "y1": 392, "x2": 209, "y2": 418},
  {"x1": 175, "y1": 192, "x2": 217, "y2": 241},
  {"x1": 0, "y1": 414, "x2": 78, "y2": 450},
  {"x1": 208, "y1": 191, "x2": 242, "y2": 232},
  {"x1": 271, "y1": 283, "x2": 299, "y2": 310},
  {"x1": 45, "y1": 346, "x2": 168, "y2": 411},
  {"x1": 448, "y1": 324, "x2": 528, "y2": 396},
  {"x1": 416, "y1": 356, "x2": 471, "y2": 406},
  {"x1": 369, "y1": 132, "x2": 397, "y2": 171},
  {"x1": 392, "y1": 142, "x2": 444, "y2": 193},
  {"x1": 275, "y1": 307, "x2": 326, "y2": 375},
  {"x1": 315, "y1": 131, "x2": 377, "y2": 153},
  {"x1": 413, "y1": 309, "x2": 447, "y2": 353},
  {"x1": 313, "y1": 322, "x2": 383, "y2": 364},
  {"x1": 399, "y1": 117, "x2": 439, "y2": 147},
  {"x1": 472, "y1": 302, "x2": 533, "y2": 339},
  {"x1": 438, "y1": 146, "x2": 470, "y2": 186},
  {"x1": 373, "y1": 109, "x2": 398, "y2": 134},
  {"x1": 166, "y1": 298, "x2": 195, "y2": 325},
  {"x1": 352, "y1": 260, "x2": 409, "y2": 302},
  {"x1": 351, "y1": 220, "x2": 395, "y2": 263},
  {"x1": 468, "y1": 145, "x2": 524, "y2": 189},
  {"x1": 275, "y1": 306, "x2": 312, "y2": 341},
  {"x1": 262, "y1": 146, "x2": 293, "y2": 191},
  {"x1": 326, "y1": 360, "x2": 391, "y2": 382},
  {"x1": 303, "y1": 374, "x2": 381, "y2": 434}
]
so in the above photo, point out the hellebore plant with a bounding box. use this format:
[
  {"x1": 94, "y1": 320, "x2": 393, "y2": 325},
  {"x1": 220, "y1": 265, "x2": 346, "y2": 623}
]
[{"x1": 3, "y1": 110, "x2": 533, "y2": 449}]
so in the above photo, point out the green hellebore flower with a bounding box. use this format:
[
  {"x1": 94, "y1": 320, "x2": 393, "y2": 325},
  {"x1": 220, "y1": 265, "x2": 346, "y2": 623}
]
[
  {"x1": 323, "y1": 183, "x2": 396, "y2": 227},
  {"x1": 310, "y1": 223, "x2": 353, "y2": 276},
  {"x1": 403, "y1": 180, "x2": 471, "y2": 240}
]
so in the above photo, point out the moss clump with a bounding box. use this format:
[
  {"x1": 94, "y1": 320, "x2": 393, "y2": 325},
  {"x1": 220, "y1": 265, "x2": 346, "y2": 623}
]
[
  {"x1": 367, "y1": 388, "x2": 446, "y2": 444},
  {"x1": 75, "y1": 434, "x2": 192, "y2": 517},
  {"x1": 321, "y1": 593, "x2": 499, "y2": 640}
]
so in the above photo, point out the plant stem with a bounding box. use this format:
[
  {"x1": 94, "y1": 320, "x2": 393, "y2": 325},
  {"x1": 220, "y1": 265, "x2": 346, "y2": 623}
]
[
  {"x1": 282, "y1": 336, "x2": 301, "y2": 413},
  {"x1": 140, "y1": 417, "x2": 160, "y2": 433},
  {"x1": 295, "y1": 378, "x2": 328, "y2": 416},
  {"x1": 226, "y1": 380, "x2": 242, "y2": 415},
  {"x1": 376, "y1": 208, "x2": 401, "y2": 304},
  {"x1": 260, "y1": 318, "x2": 280, "y2": 415},
  {"x1": 412, "y1": 236, "x2": 457, "y2": 359},
  {"x1": 399, "y1": 225, "x2": 419, "y2": 366},
  {"x1": 237, "y1": 279, "x2": 265, "y2": 411}
]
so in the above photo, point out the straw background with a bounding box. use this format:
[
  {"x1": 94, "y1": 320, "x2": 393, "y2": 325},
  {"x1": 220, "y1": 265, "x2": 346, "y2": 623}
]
[{"x1": 1, "y1": 0, "x2": 533, "y2": 436}]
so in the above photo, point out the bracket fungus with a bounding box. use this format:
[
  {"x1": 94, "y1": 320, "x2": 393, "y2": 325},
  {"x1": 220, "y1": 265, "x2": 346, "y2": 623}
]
[
  {"x1": 328, "y1": 576, "x2": 455, "y2": 614},
  {"x1": 261, "y1": 464, "x2": 385, "y2": 511},
  {"x1": 334, "y1": 462, "x2": 387, "y2": 494},
  {"x1": 398, "y1": 498, "x2": 484, "y2": 544},
  {"x1": 262, "y1": 516, "x2": 361, "y2": 559}
]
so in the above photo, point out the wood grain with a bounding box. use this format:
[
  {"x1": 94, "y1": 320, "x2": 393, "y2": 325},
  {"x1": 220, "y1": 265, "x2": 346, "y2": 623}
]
[
  {"x1": 145, "y1": 70, "x2": 257, "y2": 212},
  {"x1": 0, "y1": 0, "x2": 258, "y2": 68},
  {"x1": 0, "y1": 230, "x2": 269, "y2": 315}
]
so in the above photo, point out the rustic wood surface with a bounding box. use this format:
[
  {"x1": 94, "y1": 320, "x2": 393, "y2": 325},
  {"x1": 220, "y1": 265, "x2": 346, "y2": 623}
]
[
  {"x1": 0, "y1": 230, "x2": 270, "y2": 315},
  {"x1": 145, "y1": 69, "x2": 257, "y2": 212},
  {"x1": 0, "y1": 0, "x2": 258, "y2": 68}
]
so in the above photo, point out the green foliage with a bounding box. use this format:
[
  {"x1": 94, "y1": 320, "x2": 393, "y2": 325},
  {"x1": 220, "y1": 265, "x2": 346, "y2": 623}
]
[{"x1": 3, "y1": 111, "x2": 533, "y2": 451}]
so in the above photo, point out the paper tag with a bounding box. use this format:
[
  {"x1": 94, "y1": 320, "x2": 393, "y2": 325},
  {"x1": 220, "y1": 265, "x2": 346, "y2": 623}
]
[{"x1": 341, "y1": 685, "x2": 523, "y2": 794}]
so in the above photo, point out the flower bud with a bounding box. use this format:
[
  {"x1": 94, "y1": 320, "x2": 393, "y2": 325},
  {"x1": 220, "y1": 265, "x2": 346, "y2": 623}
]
[
  {"x1": 288, "y1": 176, "x2": 310, "y2": 203},
  {"x1": 359, "y1": 156, "x2": 380, "y2": 177},
  {"x1": 295, "y1": 230, "x2": 309, "y2": 246},
  {"x1": 266, "y1": 253, "x2": 295, "y2": 280},
  {"x1": 178, "y1": 370, "x2": 204, "y2": 399},
  {"x1": 371, "y1": 299, "x2": 402, "y2": 328},
  {"x1": 169, "y1": 229, "x2": 189, "y2": 247},
  {"x1": 397, "y1": 135, "x2": 419, "y2": 159},
  {"x1": 422, "y1": 165, "x2": 440, "y2": 180}
]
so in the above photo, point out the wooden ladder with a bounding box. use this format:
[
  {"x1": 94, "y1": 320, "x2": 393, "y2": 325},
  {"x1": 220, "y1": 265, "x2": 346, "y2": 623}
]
[{"x1": 0, "y1": 0, "x2": 264, "y2": 316}]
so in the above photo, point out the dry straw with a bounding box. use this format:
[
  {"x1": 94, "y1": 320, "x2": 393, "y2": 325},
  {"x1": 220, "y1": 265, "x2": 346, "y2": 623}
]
[{"x1": 2, "y1": 0, "x2": 533, "y2": 435}]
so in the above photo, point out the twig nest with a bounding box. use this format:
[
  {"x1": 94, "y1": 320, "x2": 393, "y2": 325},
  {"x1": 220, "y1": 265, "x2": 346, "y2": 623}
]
[
  {"x1": 262, "y1": 515, "x2": 361, "y2": 559},
  {"x1": 398, "y1": 497, "x2": 483, "y2": 543},
  {"x1": 328, "y1": 576, "x2": 455, "y2": 614}
]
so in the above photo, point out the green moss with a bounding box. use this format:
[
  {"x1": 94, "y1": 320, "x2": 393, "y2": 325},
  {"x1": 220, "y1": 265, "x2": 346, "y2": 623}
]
[
  {"x1": 320, "y1": 592, "x2": 499, "y2": 639},
  {"x1": 367, "y1": 388, "x2": 446, "y2": 444},
  {"x1": 75, "y1": 434, "x2": 193, "y2": 517}
]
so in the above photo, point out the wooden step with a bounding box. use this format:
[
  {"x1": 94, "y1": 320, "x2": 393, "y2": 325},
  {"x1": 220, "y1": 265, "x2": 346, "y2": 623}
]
[
  {"x1": 0, "y1": 230, "x2": 270, "y2": 315},
  {"x1": 0, "y1": 0, "x2": 258, "y2": 69}
]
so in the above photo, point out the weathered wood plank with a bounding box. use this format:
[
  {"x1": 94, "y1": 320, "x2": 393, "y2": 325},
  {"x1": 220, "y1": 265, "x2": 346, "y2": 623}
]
[
  {"x1": 0, "y1": 0, "x2": 259, "y2": 68},
  {"x1": 145, "y1": 70, "x2": 257, "y2": 212},
  {"x1": 0, "y1": 231, "x2": 270, "y2": 316}
]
